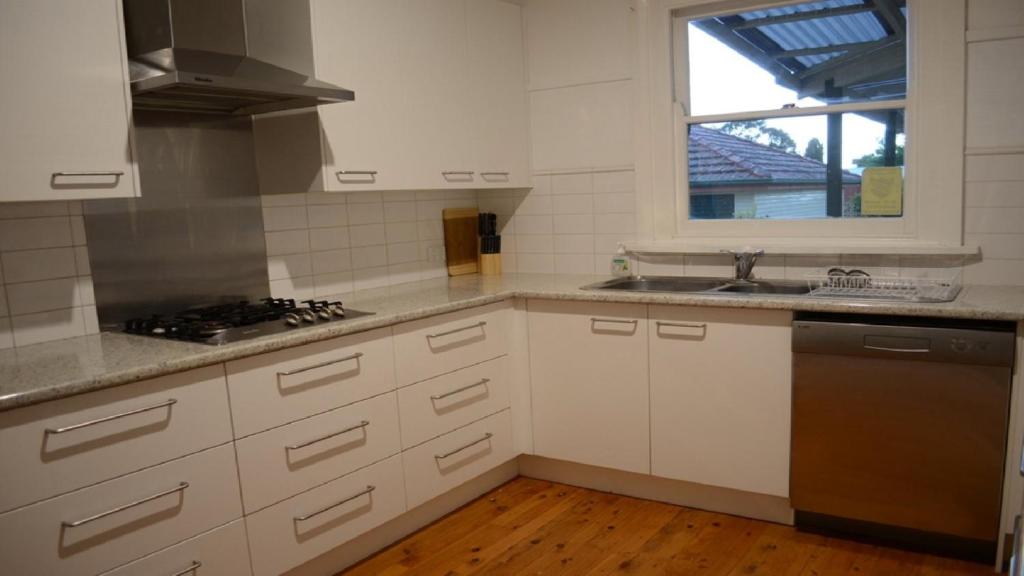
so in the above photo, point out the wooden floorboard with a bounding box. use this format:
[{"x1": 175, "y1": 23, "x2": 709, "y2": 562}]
[{"x1": 340, "y1": 477, "x2": 998, "y2": 576}]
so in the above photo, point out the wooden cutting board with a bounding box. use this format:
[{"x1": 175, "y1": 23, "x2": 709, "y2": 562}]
[{"x1": 443, "y1": 207, "x2": 479, "y2": 276}]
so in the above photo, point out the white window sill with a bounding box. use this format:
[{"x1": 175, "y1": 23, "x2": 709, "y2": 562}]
[{"x1": 624, "y1": 240, "x2": 979, "y2": 256}]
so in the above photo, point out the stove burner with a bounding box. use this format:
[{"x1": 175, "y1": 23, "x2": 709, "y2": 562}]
[{"x1": 123, "y1": 298, "x2": 372, "y2": 345}]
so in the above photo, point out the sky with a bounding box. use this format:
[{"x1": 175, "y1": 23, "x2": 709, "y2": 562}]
[{"x1": 687, "y1": 24, "x2": 901, "y2": 168}]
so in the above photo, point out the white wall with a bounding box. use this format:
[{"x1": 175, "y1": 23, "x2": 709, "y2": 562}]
[
  {"x1": 513, "y1": 0, "x2": 1024, "y2": 285},
  {"x1": 0, "y1": 202, "x2": 98, "y2": 349}
]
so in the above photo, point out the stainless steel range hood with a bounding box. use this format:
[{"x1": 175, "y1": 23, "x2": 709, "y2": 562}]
[{"x1": 124, "y1": 0, "x2": 353, "y2": 115}]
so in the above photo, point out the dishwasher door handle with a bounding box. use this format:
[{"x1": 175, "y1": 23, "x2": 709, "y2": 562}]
[{"x1": 863, "y1": 345, "x2": 931, "y2": 353}]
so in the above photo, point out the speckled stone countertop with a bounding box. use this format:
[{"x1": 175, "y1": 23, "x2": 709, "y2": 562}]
[{"x1": 2, "y1": 273, "x2": 1023, "y2": 411}]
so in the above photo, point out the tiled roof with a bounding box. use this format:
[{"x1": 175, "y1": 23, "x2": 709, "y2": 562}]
[{"x1": 688, "y1": 125, "x2": 860, "y2": 187}]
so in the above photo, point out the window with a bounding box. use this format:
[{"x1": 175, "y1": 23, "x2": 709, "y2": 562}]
[{"x1": 679, "y1": 0, "x2": 908, "y2": 222}]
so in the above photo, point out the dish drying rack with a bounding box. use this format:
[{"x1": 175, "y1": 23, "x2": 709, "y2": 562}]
[{"x1": 805, "y1": 272, "x2": 962, "y2": 303}]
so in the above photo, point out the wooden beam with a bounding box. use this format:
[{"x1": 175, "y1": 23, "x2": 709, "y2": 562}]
[
  {"x1": 771, "y1": 39, "x2": 885, "y2": 59},
  {"x1": 826, "y1": 112, "x2": 843, "y2": 218},
  {"x1": 732, "y1": 4, "x2": 876, "y2": 30},
  {"x1": 691, "y1": 18, "x2": 800, "y2": 90},
  {"x1": 797, "y1": 43, "x2": 905, "y2": 98},
  {"x1": 872, "y1": 0, "x2": 906, "y2": 37}
]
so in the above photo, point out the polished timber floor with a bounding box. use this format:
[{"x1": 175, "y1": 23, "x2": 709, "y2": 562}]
[{"x1": 341, "y1": 477, "x2": 995, "y2": 576}]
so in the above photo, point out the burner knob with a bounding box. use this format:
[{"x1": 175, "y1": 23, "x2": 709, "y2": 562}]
[
  {"x1": 300, "y1": 310, "x2": 316, "y2": 323},
  {"x1": 317, "y1": 309, "x2": 332, "y2": 321},
  {"x1": 330, "y1": 304, "x2": 346, "y2": 317},
  {"x1": 284, "y1": 312, "x2": 301, "y2": 327},
  {"x1": 152, "y1": 327, "x2": 166, "y2": 335}
]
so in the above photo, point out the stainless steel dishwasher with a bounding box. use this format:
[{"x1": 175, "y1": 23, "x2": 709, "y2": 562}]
[{"x1": 791, "y1": 313, "x2": 1016, "y2": 561}]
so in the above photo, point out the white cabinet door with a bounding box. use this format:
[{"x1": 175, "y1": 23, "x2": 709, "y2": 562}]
[
  {"x1": 527, "y1": 300, "x2": 649, "y2": 474},
  {"x1": 466, "y1": 0, "x2": 531, "y2": 189},
  {"x1": 0, "y1": 0, "x2": 137, "y2": 201},
  {"x1": 649, "y1": 306, "x2": 792, "y2": 497},
  {"x1": 312, "y1": 0, "x2": 414, "y2": 192}
]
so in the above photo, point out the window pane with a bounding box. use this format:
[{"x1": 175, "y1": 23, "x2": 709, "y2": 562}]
[
  {"x1": 687, "y1": 110, "x2": 904, "y2": 220},
  {"x1": 685, "y1": 1, "x2": 908, "y2": 116}
]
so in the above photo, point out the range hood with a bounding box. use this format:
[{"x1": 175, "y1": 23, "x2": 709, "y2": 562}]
[{"x1": 124, "y1": 0, "x2": 353, "y2": 115}]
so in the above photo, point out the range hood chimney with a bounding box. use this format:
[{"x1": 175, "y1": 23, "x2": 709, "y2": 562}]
[{"x1": 124, "y1": 0, "x2": 353, "y2": 115}]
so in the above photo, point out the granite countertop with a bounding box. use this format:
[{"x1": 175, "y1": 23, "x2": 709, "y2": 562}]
[{"x1": 2, "y1": 272, "x2": 1023, "y2": 412}]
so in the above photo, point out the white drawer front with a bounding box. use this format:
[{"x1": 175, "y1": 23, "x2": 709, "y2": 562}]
[
  {"x1": 0, "y1": 444, "x2": 242, "y2": 576},
  {"x1": 402, "y1": 409, "x2": 514, "y2": 509},
  {"x1": 226, "y1": 327, "x2": 396, "y2": 437},
  {"x1": 235, "y1": 392, "x2": 401, "y2": 514},
  {"x1": 99, "y1": 519, "x2": 251, "y2": 576},
  {"x1": 398, "y1": 356, "x2": 510, "y2": 449},
  {"x1": 393, "y1": 302, "x2": 510, "y2": 386},
  {"x1": 245, "y1": 454, "x2": 406, "y2": 576},
  {"x1": 0, "y1": 365, "x2": 232, "y2": 513}
]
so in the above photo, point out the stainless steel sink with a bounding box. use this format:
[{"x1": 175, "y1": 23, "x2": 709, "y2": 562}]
[{"x1": 582, "y1": 276, "x2": 811, "y2": 296}]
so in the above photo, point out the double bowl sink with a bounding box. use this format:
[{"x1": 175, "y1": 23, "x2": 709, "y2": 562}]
[{"x1": 582, "y1": 276, "x2": 813, "y2": 296}]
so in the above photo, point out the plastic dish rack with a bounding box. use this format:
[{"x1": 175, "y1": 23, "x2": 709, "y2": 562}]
[{"x1": 805, "y1": 272, "x2": 962, "y2": 303}]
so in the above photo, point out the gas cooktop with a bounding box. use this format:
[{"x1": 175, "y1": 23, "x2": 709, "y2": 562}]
[{"x1": 124, "y1": 298, "x2": 374, "y2": 345}]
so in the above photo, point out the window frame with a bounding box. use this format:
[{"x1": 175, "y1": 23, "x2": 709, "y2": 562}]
[{"x1": 643, "y1": 0, "x2": 967, "y2": 250}]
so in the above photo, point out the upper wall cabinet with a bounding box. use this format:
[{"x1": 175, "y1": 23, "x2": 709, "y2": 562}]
[
  {"x1": 0, "y1": 0, "x2": 137, "y2": 202},
  {"x1": 253, "y1": 0, "x2": 531, "y2": 194}
]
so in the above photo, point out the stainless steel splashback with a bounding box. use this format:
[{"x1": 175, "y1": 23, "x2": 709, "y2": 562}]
[{"x1": 85, "y1": 111, "x2": 269, "y2": 326}]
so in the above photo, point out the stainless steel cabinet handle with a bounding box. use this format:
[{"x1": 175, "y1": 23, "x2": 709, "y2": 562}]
[
  {"x1": 336, "y1": 170, "x2": 378, "y2": 176},
  {"x1": 862, "y1": 345, "x2": 930, "y2": 353},
  {"x1": 431, "y1": 378, "x2": 490, "y2": 400},
  {"x1": 294, "y1": 485, "x2": 375, "y2": 522},
  {"x1": 435, "y1": 432, "x2": 493, "y2": 460},
  {"x1": 427, "y1": 321, "x2": 486, "y2": 339},
  {"x1": 656, "y1": 321, "x2": 707, "y2": 329},
  {"x1": 169, "y1": 561, "x2": 202, "y2": 576},
  {"x1": 1019, "y1": 437, "x2": 1024, "y2": 476},
  {"x1": 442, "y1": 171, "x2": 475, "y2": 176},
  {"x1": 45, "y1": 399, "x2": 177, "y2": 435},
  {"x1": 1012, "y1": 515, "x2": 1023, "y2": 576},
  {"x1": 52, "y1": 171, "x2": 124, "y2": 179},
  {"x1": 278, "y1": 352, "x2": 363, "y2": 377},
  {"x1": 480, "y1": 171, "x2": 510, "y2": 176},
  {"x1": 286, "y1": 420, "x2": 370, "y2": 451},
  {"x1": 591, "y1": 318, "x2": 638, "y2": 325},
  {"x1": 62, "y1": 482, "x2": 189, "y2": 528}
]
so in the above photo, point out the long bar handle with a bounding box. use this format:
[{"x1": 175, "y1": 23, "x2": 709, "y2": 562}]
[
  {"x1": 591, "y1": 318, "x2": 638, "y2": 325},
  {"x1": 427, "y1": 321, "x2": 486, "y2": 339},
  {"x1": 442, "y1": 171, "x2": 475, "y2": 176},
  {"x1": 656, "y1": 321, "x2": 707, "y2": 329},
  {"x1": 46, "y1": 399, "x2": 177, "y2": 435},
  {"x1": 278, "y1": 352, "x2": 363, "y2": 377},
  {"x1": 336, "y1": 170, "x2": 378, "y2": 176},
  {"x1": 52, "y1": 171, "x2": 125, "y2": 178},
  {"x1": 62, "y1": 482, "x2": 189, "y2": 528},
  {"x1": 431, "y1": 378, "x2": 490, "y2": 401},
  {"x1": 294, "y1": 485, "x2": 375, "y2": 522},
  {"x1": 286, "y1": 420, "x2": 370, "y2": 451},
  {"x1": 863, "y1": 345, "x2": 930, "y2": 353},
  {"x1": 435, "y1": 433, "x2": 493, "y2": 460},
  {"x1": 480, "y1": 171, "x2": 510, "y2": 176},
  {"x1": 169, "y1": 561, "x2": 202, "y2": 576}
]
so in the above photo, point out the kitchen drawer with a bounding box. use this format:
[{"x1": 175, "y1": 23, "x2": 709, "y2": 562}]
[
  {"x1": 99, "y1": 519, "x2": 251, "y2": 576},
  {"x1": 402, "y1": 409, "x2": 514, "y2": 509},
  {"x1": 0, "y1": 444, "x2": 242, "y2": 576},
  {"x1": 245, "y1": 454, "x2": 406, "y2": 576},
  {"x1": 393, "y1": 301, "x2": 510, "y2": 386},
  {"x1": 226, "y1": 327, "x2": 395, "y2": 437},
  {"x1": 0, "y1": 365, "x2": 232, "y2": 514},
  {"x1": 397, "y1": 356, "x2": 510, "y2": 449},
  {"x1": 235, "y1": 392, "x2": 401, "y2": 514}
]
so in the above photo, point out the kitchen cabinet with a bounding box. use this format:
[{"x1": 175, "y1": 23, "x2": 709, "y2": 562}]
[
  {"x1": 253, "y1": 0, "x2": 530, "y2": 194},
  {"x1": 0, "y1": 0, "x2": 137, "y2": 201},
  {"x1": 649, "y1": 306, "x2": 792, "y2": 497},
  {"x1": 527, "y1": 300, "x2": 650, "y2": 474}
]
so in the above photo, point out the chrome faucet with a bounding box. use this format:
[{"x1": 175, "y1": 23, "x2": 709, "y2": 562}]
[{"x1": 728, "y1": 249, "x2": 764, "y2": 281}]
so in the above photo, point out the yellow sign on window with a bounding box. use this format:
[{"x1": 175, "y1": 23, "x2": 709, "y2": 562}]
[{"x1": 860, "y1": 167, "x2": 903, "y2": 216}]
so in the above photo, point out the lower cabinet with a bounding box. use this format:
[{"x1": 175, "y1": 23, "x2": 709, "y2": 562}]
[
  {"x1": 649, "y1": 306, "x2": 792, "y2": 497},
  {"x1": 403, "y1": 409, "x2": 515, "y2": 509},
  {"x1": 245, "y1": 454, "x2": 407, "y2": 576},
  {"x1": 527, "y1": 300, "x2": 650, "y2": 474},
  {"x1": 0, "y1": 444, "x2": 242, "y2": 576},
  {"x1": 99, "y1": 520, "x2": 252, "y2": 576}
]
